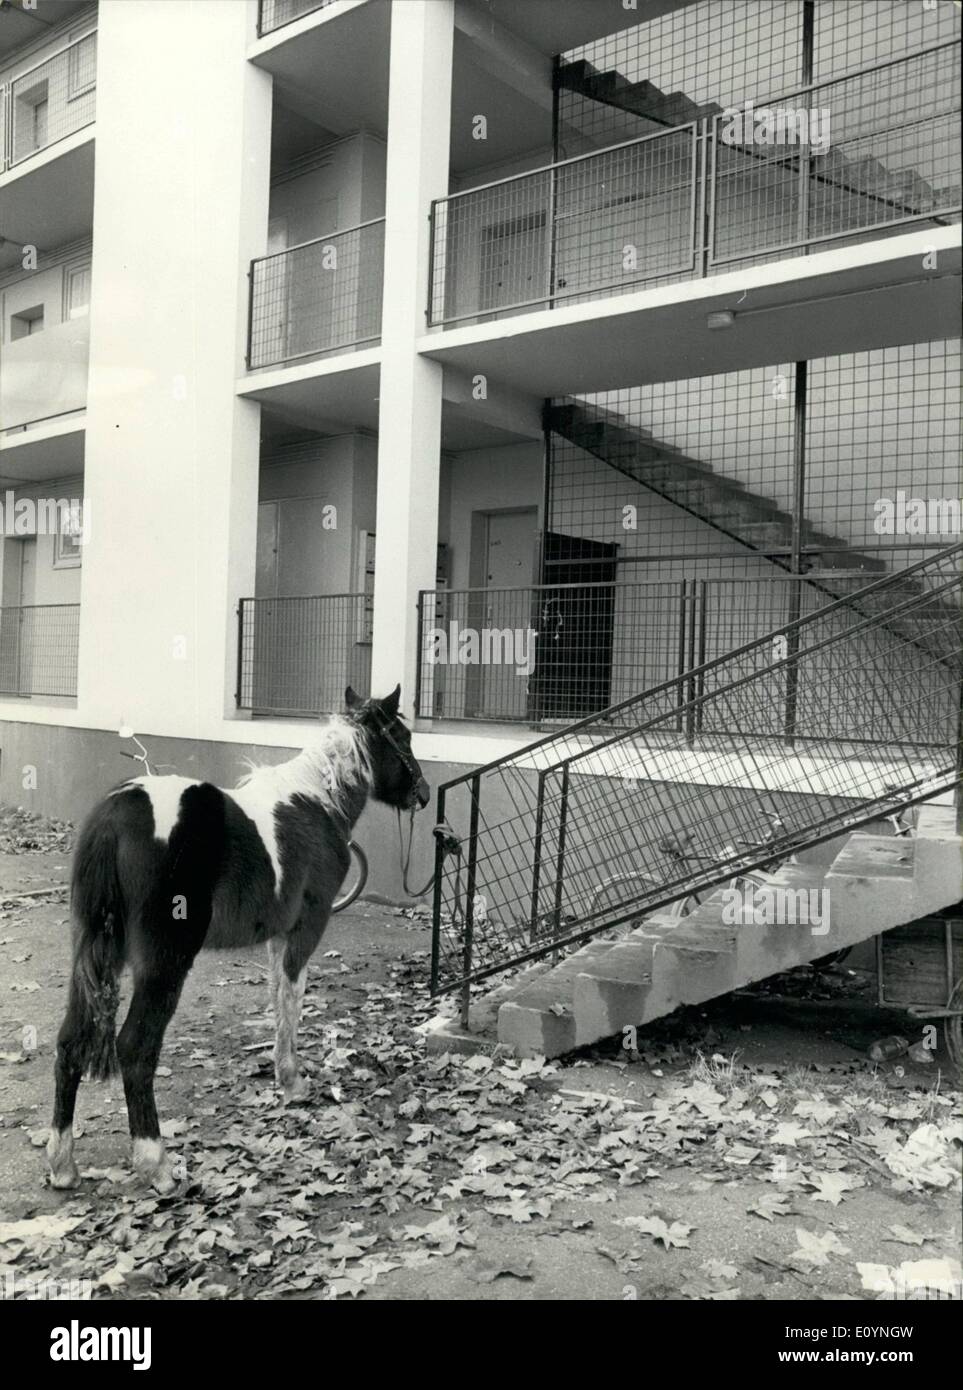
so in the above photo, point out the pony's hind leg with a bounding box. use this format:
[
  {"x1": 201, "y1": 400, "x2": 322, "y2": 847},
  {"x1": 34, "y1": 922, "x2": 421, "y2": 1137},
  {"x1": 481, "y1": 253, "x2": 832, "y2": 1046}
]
[
  {"x1": 48, "y1": 982, "x2": 95, "y2": 1188},
  {"x1": 48, "y1": 920, "x2": 123, "y2": 1190},
  {"x1": 116, "y1": 963, "x2": 193, "y2": 1193},
  {"x1": 268, "y1": 913, "x2": 326, "y2": 1103}
]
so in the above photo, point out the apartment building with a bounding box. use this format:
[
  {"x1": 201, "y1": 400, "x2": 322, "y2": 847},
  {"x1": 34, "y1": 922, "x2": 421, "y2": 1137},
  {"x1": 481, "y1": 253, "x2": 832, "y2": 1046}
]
[{"x1": 0, "y1": 0, "x2": 960, "y2": 902}]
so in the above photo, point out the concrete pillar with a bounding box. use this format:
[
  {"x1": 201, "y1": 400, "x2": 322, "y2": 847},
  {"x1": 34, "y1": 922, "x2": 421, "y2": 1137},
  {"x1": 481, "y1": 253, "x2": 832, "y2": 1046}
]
[
  {"x1": 369, "y1": 0, "x2": 453, "y2": 716},
  {"x1": 78, "y1": 0, "x2": 271, "y2": 736}
]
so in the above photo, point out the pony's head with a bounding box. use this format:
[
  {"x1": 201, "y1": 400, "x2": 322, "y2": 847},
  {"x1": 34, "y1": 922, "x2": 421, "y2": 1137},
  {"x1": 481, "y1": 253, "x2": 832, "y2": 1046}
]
[{"x1": 345, "y1": 685, "x2": 430, "y2": 812}]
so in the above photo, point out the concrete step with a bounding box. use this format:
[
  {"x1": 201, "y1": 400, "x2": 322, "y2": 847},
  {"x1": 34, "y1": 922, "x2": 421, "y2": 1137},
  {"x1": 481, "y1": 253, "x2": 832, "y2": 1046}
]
[{"x1": 496, "y1": 813, "x2": 963, "y2": 1058}]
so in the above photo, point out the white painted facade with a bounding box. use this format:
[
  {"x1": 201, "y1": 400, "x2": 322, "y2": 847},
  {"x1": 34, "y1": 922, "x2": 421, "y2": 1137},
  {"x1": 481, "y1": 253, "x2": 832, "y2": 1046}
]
[{"x1": 0, "y1": 0, "x2": 959, "y2": 787}]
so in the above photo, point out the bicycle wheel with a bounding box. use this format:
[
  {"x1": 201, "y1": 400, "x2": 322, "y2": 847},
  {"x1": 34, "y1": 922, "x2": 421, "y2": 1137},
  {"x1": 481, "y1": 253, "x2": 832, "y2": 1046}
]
[
  {"x1": 332, "y1": 840, "x2": 368, "y2": 913},
  {"x1": 587, "y1": 872, "x2": 664, "y2": 930}
]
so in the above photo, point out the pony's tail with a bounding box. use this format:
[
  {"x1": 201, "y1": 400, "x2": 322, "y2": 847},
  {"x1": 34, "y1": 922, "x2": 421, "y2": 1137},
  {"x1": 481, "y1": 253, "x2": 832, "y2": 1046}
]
[{"x1": 67, "y1": 819, "x2": 126, "y2": 1080}]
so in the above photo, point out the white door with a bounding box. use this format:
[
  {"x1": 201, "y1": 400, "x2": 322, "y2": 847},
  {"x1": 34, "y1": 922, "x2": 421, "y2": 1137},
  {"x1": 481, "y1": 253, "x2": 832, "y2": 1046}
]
[{"x1": 482, "y1": 509, "x2": 537, "y2": 718}]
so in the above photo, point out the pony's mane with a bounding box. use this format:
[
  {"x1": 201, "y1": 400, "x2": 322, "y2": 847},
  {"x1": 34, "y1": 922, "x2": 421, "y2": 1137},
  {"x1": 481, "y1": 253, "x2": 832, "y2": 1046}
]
[{"x1": 234, "y1": 714, "x2": 371, "y2": 817}]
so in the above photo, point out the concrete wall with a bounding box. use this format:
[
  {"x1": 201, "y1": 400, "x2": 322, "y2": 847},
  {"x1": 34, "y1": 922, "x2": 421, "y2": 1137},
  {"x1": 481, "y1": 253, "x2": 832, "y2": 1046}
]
[
  {"x1": 75, "y1": 0, "x2": 270, "y2": 737},
  {"x1": 0, "y1": 717, "x2": 880, "y2": 907},
  {"x1": 269, "y1": 133, "x2": 386, "y2": 242},
  {"x1": 440, "y1": 441, "x2": 543, "y2": 590}
]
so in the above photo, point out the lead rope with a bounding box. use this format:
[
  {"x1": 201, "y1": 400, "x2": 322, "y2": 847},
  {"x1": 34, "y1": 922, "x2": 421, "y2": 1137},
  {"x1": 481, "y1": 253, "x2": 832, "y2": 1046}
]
[{"x1": 396, "y1": 809, "x2": 463, "y2": 917}]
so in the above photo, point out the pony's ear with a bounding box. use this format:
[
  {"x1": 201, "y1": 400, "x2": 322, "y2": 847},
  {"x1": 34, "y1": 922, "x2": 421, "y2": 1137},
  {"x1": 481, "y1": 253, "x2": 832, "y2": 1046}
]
[
  {"x1": 379, "y1": 684, "x2": 401, "y2": 718},
  {"x1": 345, "y1": 686, "x2": 362, "y2": 710}
]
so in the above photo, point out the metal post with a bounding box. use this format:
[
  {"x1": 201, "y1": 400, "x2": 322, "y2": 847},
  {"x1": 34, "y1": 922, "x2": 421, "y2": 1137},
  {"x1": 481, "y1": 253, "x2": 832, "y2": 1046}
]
[
  {"x1": 784, "y1": 362, "x2": 807, "y2": 742},
  {"x1": 529, "y1": 770, "x2": 547, "y2": 936},
  {"x1": 685, "y1": 581, "x2": 698, "y2": 745},
  {"x1": 430, "y1": 786, "x2": 446, "y2": 996},
  {"x1": 551, "y1": 766, "x2": 570, "y2": 963},
  {"x1": 460, "y1": 776, "x2": 481, "y2": 1029},
  {"x1": 234, "y1": 601, "x2": 245, "y2": 708},
  {"x1": 244, "y1": 265, "x2": 255, "y2": 370},
  {"x1": 414, "y1": 590, "x2": 425, "y2": 719},
  {"x1": 548, "y1": 55, "x2": 560, "y2": 308},
  {"x1": 798, "y1": 1, "x2": 815, "y2": 250},
  {"x1": 676, "y1": 579, "x2": 688, "y2": 732}
]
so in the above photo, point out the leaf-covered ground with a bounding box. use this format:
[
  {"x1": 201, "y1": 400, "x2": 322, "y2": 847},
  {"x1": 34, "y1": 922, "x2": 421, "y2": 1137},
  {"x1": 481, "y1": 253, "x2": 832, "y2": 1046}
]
[{"x1": 0, "y1": 828, "x2": 960, "y2": 1302}]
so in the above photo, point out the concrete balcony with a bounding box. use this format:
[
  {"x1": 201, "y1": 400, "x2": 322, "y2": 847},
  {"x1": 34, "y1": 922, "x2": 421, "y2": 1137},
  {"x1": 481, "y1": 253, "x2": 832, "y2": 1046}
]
[
  {"x1": 246, "y1": 217, "x2": 385, "y2": 370},
  {"x1": 425, "y1": 43, "x2": 961, "y2": 390},
  {"x1": 0, "y1": 27, "x2": 96, "y2": 275}
]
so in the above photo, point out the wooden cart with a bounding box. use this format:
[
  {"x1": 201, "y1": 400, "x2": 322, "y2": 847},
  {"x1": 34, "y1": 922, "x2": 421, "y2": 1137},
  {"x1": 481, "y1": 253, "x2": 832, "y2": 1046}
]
[{"x1": 876, "y1": 910, "x2": 963, "y2": 1075}]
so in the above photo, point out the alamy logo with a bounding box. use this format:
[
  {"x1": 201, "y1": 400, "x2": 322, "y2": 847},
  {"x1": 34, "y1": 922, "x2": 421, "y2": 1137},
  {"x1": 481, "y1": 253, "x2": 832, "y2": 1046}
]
[
  {"x1": 0, "y1": 492, "x2": 88, "y2": 542},
  {"x1": 426, "y1": 621, "x2": 537, "y2": 677},
  {"x1": 721, "y1": 883, "x2": 830, "y2": 934},
  {"x1": 719, "y1": 101, "x2": 831, "y2": 152},
  {"x1": 49, "y1": 1321, "x2": 151, "y2": 1370},
  {"x1": 873, "y1": 491, "x2": 962, "y2": 537}
]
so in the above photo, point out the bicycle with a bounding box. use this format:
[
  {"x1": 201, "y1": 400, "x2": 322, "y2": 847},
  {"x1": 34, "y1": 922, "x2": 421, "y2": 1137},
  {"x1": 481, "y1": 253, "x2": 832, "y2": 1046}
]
[
  {"x1": 588, "y1": 796, "x2": 918, "y2": 967},
  {"x1": 587, "y1": 809, "x2": 786, "y2": 930},
  {"x1": 118, "y1": 727, "x2": 368, "y2": 914}
]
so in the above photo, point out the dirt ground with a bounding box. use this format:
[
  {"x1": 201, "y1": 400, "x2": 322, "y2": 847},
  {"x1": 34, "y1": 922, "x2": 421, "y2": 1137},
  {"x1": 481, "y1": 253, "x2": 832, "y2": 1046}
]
[{"x1": 0, "y1": 814, "x2": 960, "y2": 1302}]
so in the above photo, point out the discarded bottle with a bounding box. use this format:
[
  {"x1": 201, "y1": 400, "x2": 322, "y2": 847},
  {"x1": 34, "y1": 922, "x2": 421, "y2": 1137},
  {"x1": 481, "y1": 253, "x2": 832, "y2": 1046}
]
[{"x1": 868, "y1": 1035, "x2": 910, "y2": 1062}]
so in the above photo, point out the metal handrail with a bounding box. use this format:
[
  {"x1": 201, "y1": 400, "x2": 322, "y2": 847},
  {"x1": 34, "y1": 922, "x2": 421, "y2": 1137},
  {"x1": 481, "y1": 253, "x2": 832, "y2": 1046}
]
[
  {"x1": 250, "y1": 215, "x2": 386, "y2": 269},
  {"x1": 438, "y1": 121, "x2": 699, "y2": 205}
]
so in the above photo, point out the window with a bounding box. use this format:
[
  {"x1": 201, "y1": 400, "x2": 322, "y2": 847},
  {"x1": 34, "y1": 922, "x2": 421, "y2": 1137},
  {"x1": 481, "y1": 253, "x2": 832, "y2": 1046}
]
[
  {"x1": 10, "y1": 306, "x2": 44, "y2": 341},
  {"x1": 67, "y1": 33, "x2": 97, "y2": 100},
  {"x1": 65, "y1": 266, "x2": 91, "y2": 320}
]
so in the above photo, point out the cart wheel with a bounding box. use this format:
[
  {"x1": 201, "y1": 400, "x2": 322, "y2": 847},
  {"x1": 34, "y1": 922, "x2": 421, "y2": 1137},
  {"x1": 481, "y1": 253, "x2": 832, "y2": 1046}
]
[{"x1": 945, "y1": 977, "x2": 963, "y2": 1078}]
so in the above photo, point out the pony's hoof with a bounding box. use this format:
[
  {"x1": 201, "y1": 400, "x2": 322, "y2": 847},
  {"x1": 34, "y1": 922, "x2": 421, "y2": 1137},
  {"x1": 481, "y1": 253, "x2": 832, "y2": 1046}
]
[
  {"x1": 280, "y1": 1073, "x2": 311, "y2": 1104},
  {"x1": 46, "y1": 1130, "x2": 79, "y2": 1189},
  {"x1": 48, "y1": 1161, "x2": 80, "y2": 1190},
  {"x1": 149, "y1": 1166, "x2": 177, "y2": 1196},
  {"x1": 132, "y1": 1138, "x2": 176, "y2": 1194}
]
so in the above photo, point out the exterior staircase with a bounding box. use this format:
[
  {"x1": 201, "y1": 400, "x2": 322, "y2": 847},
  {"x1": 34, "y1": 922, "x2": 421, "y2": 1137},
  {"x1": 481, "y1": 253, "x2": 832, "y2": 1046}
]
[
  {"x1": 556, "y1": 55, "x2": 960, "y2": 220},
  {"x1": 426, "y1": 547, "x2": 962, "y2": 1061},
  {"x1": 495, "y1": 804, "x2": 962, "y2": 1057},
  {"x1": 548, "y1": 397, "x2": 959, "y2": 663}
]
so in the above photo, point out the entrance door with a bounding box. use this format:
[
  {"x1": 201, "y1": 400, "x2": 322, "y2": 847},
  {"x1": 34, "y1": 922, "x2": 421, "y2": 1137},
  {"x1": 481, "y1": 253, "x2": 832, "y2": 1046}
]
[
  {"x1": 464, "y1": 508, "x2": 537, "y2": 719},
  {"x1": 529, "y1": 532, "x2": 618, "y2": 721}
]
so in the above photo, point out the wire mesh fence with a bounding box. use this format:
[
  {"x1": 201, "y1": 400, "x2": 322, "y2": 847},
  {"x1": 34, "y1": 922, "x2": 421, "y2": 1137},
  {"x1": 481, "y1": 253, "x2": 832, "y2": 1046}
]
[
  {"x1": 417, "y1": 568, "x2": 957, "y2": 746},
  {"x1": 1, "y1": 29, "x2": 96, "y2": 171},
  {"x1": 429, "y1": 125, "x2": 699, "y2": 325},
  {"x1": 546, "y1": 339, "x2": 961, "y2": 574},
  {"x1": 247, "y1": 219, "x2": 385, "y2": 369},
  {"x1": 708, "y1": 42, "x2": 962, "y2": 266},
  {"x1": 236, "y1": 594, "x2": 371, "y2": 716},
  {"x1": 258, "y1": 0, "x2": 336, "y2": 37},
  {"x1": 429, "y1": 43, "x2": 960, "y2": 326},
  {"x1": 0, "y1": 605, "x2": 79, "y2": 698},
  {"x1": 430, "y1": 545, "x2": 963, "y2": 995}
]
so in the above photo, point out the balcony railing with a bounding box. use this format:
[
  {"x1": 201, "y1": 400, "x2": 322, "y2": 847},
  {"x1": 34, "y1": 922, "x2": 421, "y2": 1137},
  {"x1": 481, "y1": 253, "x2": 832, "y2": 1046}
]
[
  {"x1": 428, "y1": 43, "x2": 961, "y2": 327},
  {"x1": 258, "y1": 0, "x2": 336, "y2": 38},
  {"x1": 0, "y1": 604, "x2": 79, "y2": 698},
  {"x1": 247, "y1": 218, "x2": 385, "y2": 369},
  {"x1": 416, "y1": 566, "x2": 958, "y2": 748},
  {"x1": 236, "y1": 594, "x2": 371, "y2": 716},
  {"x1": 0, "y1": 30, "x2": 96, "y2": 173}
]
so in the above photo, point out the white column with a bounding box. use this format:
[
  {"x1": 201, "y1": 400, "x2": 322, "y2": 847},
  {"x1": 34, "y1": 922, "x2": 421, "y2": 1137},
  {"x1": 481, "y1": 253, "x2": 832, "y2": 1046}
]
[
  {"x1": 369, "y1": 0, "x2": 453, "y2": 715},
  {"x1": 78, "y1": 0, "x2": 271, "y2": 735}
]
